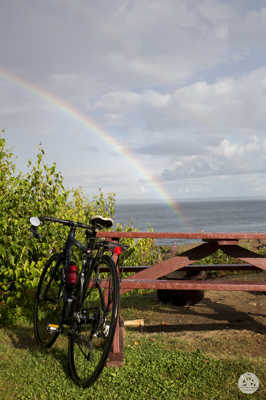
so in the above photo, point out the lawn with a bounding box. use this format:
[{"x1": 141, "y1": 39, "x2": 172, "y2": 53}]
[{"x1": 0, "y1": 289, "x2": 265, "y2": 400}]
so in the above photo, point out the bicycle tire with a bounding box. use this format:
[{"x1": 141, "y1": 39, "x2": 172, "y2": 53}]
[
  {"x1": 34, "y1": 253, "x2": 64, "y2": 347},
  {"x1": 68, "y1": 255, "x2": 119, "y2": 387}
]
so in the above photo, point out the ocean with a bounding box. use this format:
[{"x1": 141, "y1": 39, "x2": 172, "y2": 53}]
[{"x1": 115, "y1": 198, "x2": 266, "y2": 244}]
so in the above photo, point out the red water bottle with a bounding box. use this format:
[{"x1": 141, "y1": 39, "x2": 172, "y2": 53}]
[{"x1": 67, "y1": 263, "x2": 78, "y2": 285}]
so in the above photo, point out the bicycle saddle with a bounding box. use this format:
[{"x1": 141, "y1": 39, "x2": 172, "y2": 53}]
[{"x1": 90, "y1": 215, "x2": 113, "y2": 229}]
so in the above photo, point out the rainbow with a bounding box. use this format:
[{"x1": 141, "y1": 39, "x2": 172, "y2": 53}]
[{"x1": 0, "y1": 67, "x2": 190, "y2": 228}]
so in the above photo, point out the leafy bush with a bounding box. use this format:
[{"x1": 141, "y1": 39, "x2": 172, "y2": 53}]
[{"x1": 0, "y1": 133, "x2": 159, "y2": 322}]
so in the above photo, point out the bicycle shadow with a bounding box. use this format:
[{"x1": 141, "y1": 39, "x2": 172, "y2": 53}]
[{"x1": 5, "y1": 324, "x2": 69, "y2": 376}]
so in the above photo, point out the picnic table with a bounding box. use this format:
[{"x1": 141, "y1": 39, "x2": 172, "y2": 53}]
[{"x1": 97, "y1": 231, "x2": 266, "y2": 366}]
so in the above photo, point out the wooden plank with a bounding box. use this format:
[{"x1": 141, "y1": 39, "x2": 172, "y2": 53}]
[
  {"x1": 98, "y1": 231, "x2": 266, "y2": 240},
  {"x1": 106, "y1": 324, "x2": 124, "y2": 367},
  {"x1": 107, "y1": 316, "x2": 124, "y2": 367},
  {"x1": 221, "y1": 245, "x2": 266, "y2": 271},
  {"x1": 120, "y1": 279, "x2": 266, "y2": 291},
  {"x1": 121, "y1": 264, "x2": 260, "y2": 272}
]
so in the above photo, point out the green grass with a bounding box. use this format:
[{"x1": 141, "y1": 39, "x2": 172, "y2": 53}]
[{"x1": 0, "y1": 320, "x2": 265, "y2": 400}]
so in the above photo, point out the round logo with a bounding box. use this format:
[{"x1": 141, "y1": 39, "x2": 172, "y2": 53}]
[{"x1": 238, "y1": 372, "x2": 259, "y2": 394}]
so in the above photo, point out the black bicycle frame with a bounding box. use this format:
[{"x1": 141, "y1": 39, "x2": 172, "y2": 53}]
[
  {"x1": 36, "y1": 218, "x2": 119, "y2": 325},
  {"x1": 61, "y1": 226, "x2": 105, "y2": 322},
  {"x1": 61, "y1": 227, "x2": 88, "y2": 322},
  {"x1": 63, "y1": 227, "x2": 87, "y2": 264}
]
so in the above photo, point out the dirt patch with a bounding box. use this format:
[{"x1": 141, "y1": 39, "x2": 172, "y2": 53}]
[{"x1": 121, "y1": 272, "x2": 266, "y2": 363}]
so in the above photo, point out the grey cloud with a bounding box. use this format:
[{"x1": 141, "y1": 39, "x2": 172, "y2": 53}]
[
  {"x1": 2, "y1": 0, "x2": 266, "y2": 86},
  {"x1": 161, "y1": 137, "x2": 266, "y2": 181},
  {"x1": 136, "y1": 139, "x2": 207, "y2": 157},
  {"x1": 92, "y1": 66, "x2": 266, "y2": 152},
  {"x1": 81, "y1": 145, "x2": 98, "y2": 153}
]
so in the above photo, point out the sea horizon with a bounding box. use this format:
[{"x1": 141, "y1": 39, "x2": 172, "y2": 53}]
[{"x1": 116, "y1": 194, "x2": 266, "y2": 206}]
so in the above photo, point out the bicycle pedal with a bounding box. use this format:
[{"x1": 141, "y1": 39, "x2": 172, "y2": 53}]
[{"x1": 47, "y1": 323, "x2": 60, "y2": 334}]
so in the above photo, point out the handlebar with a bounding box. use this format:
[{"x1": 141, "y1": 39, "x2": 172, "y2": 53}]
[
  {"x1": 40, "y1": 216, "x2": 92, "y2": 230},
  {"x1": 30, "y1": 215, "x2": 132, "y2": 257},
  {"x1": 39, "y1": 216, "x2": 130, "y2": 252}
]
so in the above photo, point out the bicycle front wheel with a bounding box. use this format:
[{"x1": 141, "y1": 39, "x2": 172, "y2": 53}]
[
  {"x1": 34, "y1": 253, "x2": 64, "y2": 347},
  {"x1": 68, "y1": 255, "x2": 119, "y2": 387}
]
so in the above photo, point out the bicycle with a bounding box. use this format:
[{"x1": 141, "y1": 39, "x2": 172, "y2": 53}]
[{"x1": 30, "y1": 215, "x2": 124, "y2": 387}]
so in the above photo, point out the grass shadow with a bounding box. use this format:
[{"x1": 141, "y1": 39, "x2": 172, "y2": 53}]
[{"x1": 121, "y1": 292, "x2": 266, "y2": 335}]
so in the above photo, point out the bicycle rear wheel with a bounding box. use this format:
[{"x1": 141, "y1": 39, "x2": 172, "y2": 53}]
[
  {"x1": 34, "y1": 253, "x2": 64, "y2": 347},
  {"x1": 68, "y1": 255, "x2": 119, "y2": 387}
]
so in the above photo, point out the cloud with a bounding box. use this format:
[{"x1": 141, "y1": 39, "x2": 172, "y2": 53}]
[
  {"x1": 136, "y1": 139, "x2": 207, "y2": 157},
  {"x1": 2, "y1": 0, "x2": 266, "y2": 87},
  {"x1": 2, "y1": 0, "x2": 266, "y2": 201},
  {"x1": 95, "y1": 90, "x2": 170, "y2": 112},
  {"x1": 81, "y1": 145, "x2": 98, "y2": 153},
  {"x1": 148, "y1": 68, "x2": 266, "y2": 136},
  {"x1": 161, "y1": 136, "x2": 266, "y2": 181},
  {"x1": 92, "y1": 65, "x2": 266, "y2": 154}
]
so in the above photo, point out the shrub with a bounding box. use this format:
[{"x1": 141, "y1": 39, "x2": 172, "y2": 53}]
[{"x1": 0, "y1": 133, "x2": 159, "y2": 322}]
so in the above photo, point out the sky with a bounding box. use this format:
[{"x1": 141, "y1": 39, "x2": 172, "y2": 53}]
[{"x1": 1, "y1": 0, "x2": 266, "y2": 205}]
